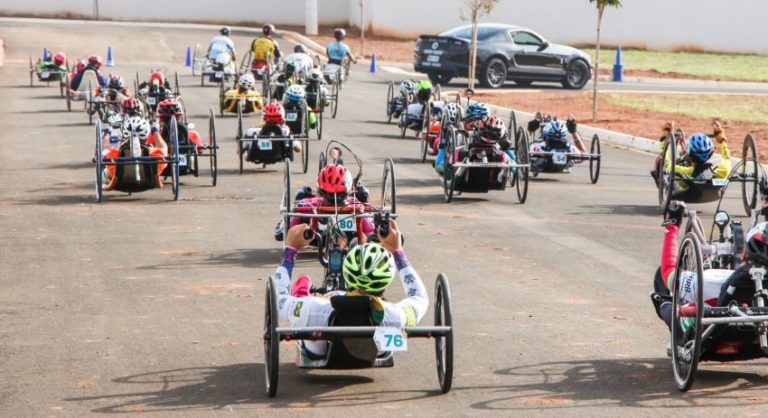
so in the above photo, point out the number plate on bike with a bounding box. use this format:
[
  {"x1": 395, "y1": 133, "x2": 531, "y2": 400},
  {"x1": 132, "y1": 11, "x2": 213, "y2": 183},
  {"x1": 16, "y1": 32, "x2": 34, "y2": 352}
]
[
  {"x1": 373, "y1": 327, "x2": 408, "y2": 352},
  {"x1": 285, "y1": 112, "x2": 298, "y2": 122},
  {"x1": 337, "y1": 218, "x2": 356, "y2": 232},
  {"x1": 178, "y1": 155, "x2": 187, "y2": 166},
  {"x1": 712, "y1": 178, "x2": 728, "y2": 186},
  {"x1": 258, "y1": 139, "x2": 273, "y2": 150},
  {"x1": 41, "y1": 71, "x2": 50, "y2": 78},
  {"x1": 146, "y1": 97, "x2": 156, "y2": 105},
  {"x1": 214, "y1": 71, "x2": 223, "y2": 78},
  {"x1": 552, "y1": 153, "x2": 568, "y2": 165}
]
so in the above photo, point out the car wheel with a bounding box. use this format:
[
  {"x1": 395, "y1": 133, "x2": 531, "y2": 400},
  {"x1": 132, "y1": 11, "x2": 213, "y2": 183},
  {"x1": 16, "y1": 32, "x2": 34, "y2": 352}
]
[
  {"x1": 479, "y1": 57, "x2": 507, "y2": 89},
  {"x1": 512, "y1": 79, "x2": 532, "y2": 87},
  {"x1": 562, "y1": 59, "x2": 590, "y2": 89},
  {"x1": 428, "y1": 72, "x2": 453, "y2": 86}
]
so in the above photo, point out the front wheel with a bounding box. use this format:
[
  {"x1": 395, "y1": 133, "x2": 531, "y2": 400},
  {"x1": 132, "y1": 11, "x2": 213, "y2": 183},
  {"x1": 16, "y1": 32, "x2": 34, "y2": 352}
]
[
  {"x1": 671, "y1": 234, "x2": 704, "y2": 392},
  {"x1": 479, "y1": 57, "x2": 507, "y2": 89},
  {"x1": 589, "y1": 134, "x2": 601, "y2": 184},
  {"x1": 434, "y1": 273, "x2": 453, "y2": 394},
  {"x1": 562, "y1": 60, "x2": 591, "y2": 89}
]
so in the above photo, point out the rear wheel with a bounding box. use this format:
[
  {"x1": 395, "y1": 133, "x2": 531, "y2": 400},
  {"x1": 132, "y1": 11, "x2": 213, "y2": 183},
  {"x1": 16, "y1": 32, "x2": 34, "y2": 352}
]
[
  {"x1": 331, "y1": 76, "x2": 340, "y2": 119},
  {"x1": 514, "y1": 128, "x2": 529, "y2": 204},
  {"x1": 479, "y1": 57, "x2": 507, "y2": 89},
  {"x1": 95, "y1": 120, "x2": 104, "y2": 203},
  {"x1": 209, "y1": 109, "x2": 218, "y2": 186},
  {"x1": 170, "y1": 117, "x2": 181, "y2": 200},
  {"x1": 742, "y1": 133, "x2": 759, "y2": 215},
  {"x1": 434, "y1": 273, "x2": 453, "y2": 394},
  {"x1": 237, "y1": 101, "x2": 244, "y2": 174},
  {"x1": 400, "y1": 94, "x2": 409, "y2": 139},
  {"x1": 671, "y1": 233, "x2": 704, "y2": 392},
  {"x1": 658, "y1": 134, "x2": 676, "y2": 212},
  {"x1": 443, "y1": 127, "x2": 457, "y2": 203},
  {"x1": 386, "y1": 81, "x2": 394, "y2": 124},
  {"x1": 589, "y1": 134, "x2": 601, "y2": 184},
  {"x1": 381, "y1": 158, "x2": 397, "y2": 213}
]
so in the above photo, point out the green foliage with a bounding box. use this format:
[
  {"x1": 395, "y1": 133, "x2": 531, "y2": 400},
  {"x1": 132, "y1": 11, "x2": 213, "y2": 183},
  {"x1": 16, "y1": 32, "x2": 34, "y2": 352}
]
[{"x1": 589, "y1": 0, "x2": 622, "y2": 9}]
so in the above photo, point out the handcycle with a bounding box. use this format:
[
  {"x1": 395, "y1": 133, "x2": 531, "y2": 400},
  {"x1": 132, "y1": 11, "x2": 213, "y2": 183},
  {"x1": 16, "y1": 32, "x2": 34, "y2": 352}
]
[
  {"x1": 321, "y1": 64, "x2": 342, "y2": 119},
  {"x1": 218, "y1": 76, "x2": 262, "y2": 118},
  {"x1": 160, "y1": 109, "x2": 219, "y2": 187},
  {"x1": 29, "y1": 53, "x2": 67, "y2": 96},
  {"x1": 236, "y1": 114, "x2": 309, "y2": 174},
  {"x1": 135, "y1": 70, "x2": 181, "y2": 121},
  {"x1": 200, "y1": 52, "x2": 237, "y2": 87},
  {"x1": 527, "y1": 112, "x2": 602, "y2": 184},
  {"x1": 657, "y1": 128, "x2": 759, "y2": 215},
  {"x1": 400, "y1": 85, "x2": 441, "y2": 139},
  {"x1": 65, "y1": 68, "x2": 100, "y2": 115},
  {"x1": 93, "y1": 117, "x2": 181, "y2": 202},
  {"x1": 239, "y1": 50, "x2": 276, "y2": 102},
  {"x1": 665, "y1": 167, "x2": 768, "y2": 391},
  {"x1": 304, "y1": 83, "x2": 327, "y2": 139},
  {"x1": 441, "y1": 112, "x2": 530, "y2": 204}
]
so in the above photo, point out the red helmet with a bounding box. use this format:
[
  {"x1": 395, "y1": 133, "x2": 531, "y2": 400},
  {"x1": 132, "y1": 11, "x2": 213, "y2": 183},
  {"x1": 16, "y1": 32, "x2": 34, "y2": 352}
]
[
  {"x1": 318, "y1": 164, "x2": 350, "y2": 195},
  {"x1": 428, "y1": 121, "x2": 441, "y2": 139},
  {"x1": 334, "y1": 28, "x2": 346, "y2": 40},
  {"x1": 477, "y1": 115, "x2": 506, "y2": 144},
  {"x1": 87, "y1": 54, "x2": 103, "y2": 68},
  {"x1": 53, "y1": 52, "x2": 66, "y2": 66},
  {"x1": 122, "y1": 97, "x2": 141, "y2": 114},
  {"x1": 263, "y1": 101, "x2": 285, "y2": 124},
  {"x1": 157, "y1": 98, "x2": 184, "y2": 122},
  {"x1": 263, "y1": 23, "x2": 275, "y2": 36},
  {"x1": 149, "y1": 71, "x2": 165, "y2": 86}
]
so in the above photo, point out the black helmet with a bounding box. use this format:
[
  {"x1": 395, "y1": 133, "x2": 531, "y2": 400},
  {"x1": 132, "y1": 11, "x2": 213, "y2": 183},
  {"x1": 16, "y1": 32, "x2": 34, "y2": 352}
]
[
  {"x1": 334, "y1": 28, "x2": 346, "y2": 40},
  {"x1": 747, "y1": 222, "x2": 768, "y2": 266},
  {"x1": 294, "y1": 44, "x2": 307, "y2": 54},
  {"x1": 220, "y1": 26, "x2": 231, "y2": 36},
  {"x1": 263, "y1": 23, "x2": 275, "y2": 35},
  {"x1": 285, "y1": 62, "x2": 296, "y2": 74}
]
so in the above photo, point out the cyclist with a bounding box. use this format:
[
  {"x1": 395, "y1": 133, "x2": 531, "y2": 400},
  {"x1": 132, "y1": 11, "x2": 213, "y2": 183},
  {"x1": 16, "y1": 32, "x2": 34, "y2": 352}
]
[
  {"x1": 101, "y1": 116, "x2": 168, "y2": 190},
  {"x1": 241, "y1": 101, "x2": 301, "y2": 156},
  {"x1": 273, "y1": 62, "x2": 298, "y2": 102},
  {"x1": 284, "y1": 44, "x2": 315, "y2": 76},
  {"x1": 275, "y1": 219, "x2": 427, "y2": 357},
  {"x1": 207, "y1": 26, "x2": 236, "y2": 61},
  {"x1": 283, "y1": 84, "x2": 314, "y2": 134},
  {"x1": 251, "y1": 23, "x2": 281, "y2": 68},
  {"x1": 69, "y1": 54, "x2": 108, "y2": 91},
  {"x1": 221, "y1": 73, "x2": 263, "y2": 114},
  {"x1": 136, "y1": 71, "x2": 175, "y2": 113},
  {"x1": 399, "y1": 80, "x2": 433, "y2": 130},
  {"x1": 326, "y1": 28, "x2": 357, "y2": 66},
  {"x1": 435, "y1": 102, "x2": 489, "y2": 174},
  {"x1": 527, "y1": 118, "x2": 587, "y2": 173},
  {"x1": 434, "y1": 101, "x2": 462, "y2": 174},
  {"x1": 121, "y1": 97, "x2": 143, "y2": 118},
  {"x1": 304, "y1": 68, "x2": 329, "y2": 127},
  {"x1": 389, "y1": 79, "x2": 416, "y2": 120},
  {"x1": 35, "y1": 51, "x2": 67, "y2": 75},
  {"x1": 156, "y1": 98, "x2": 204, "y2": 149},
  {"x1": 653, "y1": 121, "x2": 731, "y2": 190}
]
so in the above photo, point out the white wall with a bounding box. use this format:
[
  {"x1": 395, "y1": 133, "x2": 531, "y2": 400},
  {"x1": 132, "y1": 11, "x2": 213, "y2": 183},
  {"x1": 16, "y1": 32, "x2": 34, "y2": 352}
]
[{"x1": 1, "y1": 0, "x2": 767, "y2": 54}]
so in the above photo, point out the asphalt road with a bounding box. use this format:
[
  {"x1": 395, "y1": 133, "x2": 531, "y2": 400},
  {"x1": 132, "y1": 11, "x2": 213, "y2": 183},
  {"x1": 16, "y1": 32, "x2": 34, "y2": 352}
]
[{"x1": 2, "y1": 19, "x2": 768, "y2": 417}]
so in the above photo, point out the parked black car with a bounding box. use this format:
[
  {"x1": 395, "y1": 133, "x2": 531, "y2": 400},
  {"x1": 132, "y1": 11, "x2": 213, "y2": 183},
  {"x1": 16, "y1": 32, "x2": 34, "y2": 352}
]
[{"x1": 414, "y1": 23, "x2": 592, "y2": 89}]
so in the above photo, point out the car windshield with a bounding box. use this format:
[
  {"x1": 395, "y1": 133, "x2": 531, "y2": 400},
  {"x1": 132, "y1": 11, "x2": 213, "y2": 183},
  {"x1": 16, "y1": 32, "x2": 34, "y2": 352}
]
[{"x1": 440, "y1": 26, "x2": 500, "y2": 41}]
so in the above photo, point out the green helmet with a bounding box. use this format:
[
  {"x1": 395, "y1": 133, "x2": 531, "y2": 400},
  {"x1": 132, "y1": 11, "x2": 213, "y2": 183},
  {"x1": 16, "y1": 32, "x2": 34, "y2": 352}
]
[
  {"x1": 416, "y1": 79, "x2": 432, "y2": 92},
  {"x1": 342, "y1": 243, "x2": 395, "y2": 294}
]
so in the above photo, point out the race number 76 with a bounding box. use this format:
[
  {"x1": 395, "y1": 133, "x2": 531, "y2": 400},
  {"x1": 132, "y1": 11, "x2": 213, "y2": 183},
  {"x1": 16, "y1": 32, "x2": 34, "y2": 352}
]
[{"x1": 373, "y1": 327, "x2": 408, "y2": 351}]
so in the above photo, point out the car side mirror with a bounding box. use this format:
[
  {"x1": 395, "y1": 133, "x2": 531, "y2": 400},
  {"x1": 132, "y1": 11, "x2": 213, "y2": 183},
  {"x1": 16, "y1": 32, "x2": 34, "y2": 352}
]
[{"x1": 537, "y1": 42, "x2": 549, "y2": 51}]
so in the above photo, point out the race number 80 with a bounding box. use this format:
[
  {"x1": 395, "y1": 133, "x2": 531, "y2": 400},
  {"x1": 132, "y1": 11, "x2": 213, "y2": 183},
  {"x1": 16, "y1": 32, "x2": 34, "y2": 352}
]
[{"x1": 373, "y1": 327, "x2": 408, "y2": 352}]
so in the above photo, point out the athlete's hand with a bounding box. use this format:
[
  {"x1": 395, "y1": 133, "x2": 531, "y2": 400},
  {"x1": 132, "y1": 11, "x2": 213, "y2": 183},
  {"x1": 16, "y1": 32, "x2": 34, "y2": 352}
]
[
  {"x1": 527, "y1": 119, "x2": 541, "y2": 133},
  {"x1": 379, "y1": 219, "x2": 402, "y2": 253},
  {"x1": 664, "y1": 200, "x2": 686, "y2": 226},
  {"x1": 712, "y1": 120, "x2": 726, "y2": 144},
  {"x1": 566, "y1": 114, "x2": 577, "y2": 134},
  {"x1": 662, "y1": 121, "x2": 674, "y2": 133},
  {"x1": 286, "y1": 224, "x2": 314, "y2": 250}
]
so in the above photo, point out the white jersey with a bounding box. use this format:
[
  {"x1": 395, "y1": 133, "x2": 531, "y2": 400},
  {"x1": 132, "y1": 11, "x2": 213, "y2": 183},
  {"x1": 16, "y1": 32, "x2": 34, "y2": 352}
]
[
  {"x1": 208, "y1": 35, "x2": 235, "y2": 58},
  {"x1": 274, "y1": 255, "x2": 428, "y2": 356},
  {"x1": 284, "y1": 53, "x2": 314, "y2": 73},
  {"x1": 679, "y1": 268, "x2": 731, "y2": 305}
]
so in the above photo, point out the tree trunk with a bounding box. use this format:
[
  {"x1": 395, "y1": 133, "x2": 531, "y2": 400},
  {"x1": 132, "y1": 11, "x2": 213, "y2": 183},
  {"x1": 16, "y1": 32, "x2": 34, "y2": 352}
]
[
  {"x1": 592, "y1": 7, "x2": 604, "y2": 122},
  {"x1": 468, "y1": 10, "x2": 478, "y2": 90}
]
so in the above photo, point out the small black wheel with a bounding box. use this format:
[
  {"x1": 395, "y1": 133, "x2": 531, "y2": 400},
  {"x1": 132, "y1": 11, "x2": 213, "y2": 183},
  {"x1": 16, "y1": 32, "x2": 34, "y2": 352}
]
[
  {"x1": 435, "y1": 273, "x2": 453, "y2": 394},
  {"x1": 400, "y1": 94, "x2": 409, "y2": 139},
  {"x1": 283, "y1": 158, "x2": 292, "y2": 233},
  {"x1": 209, "y1": 109, "x2": 218, "y2": 186},
  {"x1": 302, "y1": 139, "x2": 309, "y2": 174},
  {"x1": 264, "y1": 276, "x2": 280, "y2": 397},
  {"x1": 658, "y1": 133, "x2": 676, "y2": 212},
  {"x1": 590, "y1": 134, "x2": 601, "y2": 184},
  {"x1": 671, "y1": 233, "x2": 704, "y2": 392},
  {"x1": 170, "y1": 117, "x2": 181, "y2": 200},
  {"x1": 742, "y1": 133, "x2": 758, "y2": 215},
  {"x1": 420, "y1": 104, "x2": 431, "y2": 163},
  {"x1": 443, "y1": 127, "x2": 457, "y2": 203},
  {"x1": 514, "y1": 128, "x2": 529, "y2": 204},
  {"x1": 381, "y1": 158, "x2": 397, "y2": 214},
  {"x1": 95, "y1": 120, "x2": 104, "y2": 203},
  {"x1": 331, "y1": 77, "x2": 340, "y2": 119},
  {"x1": 237, "y1": 101, "x2": 244, "y2": 174},
  {"x1": 386, "y1": 81, "x2": 394, "y2": 124}
]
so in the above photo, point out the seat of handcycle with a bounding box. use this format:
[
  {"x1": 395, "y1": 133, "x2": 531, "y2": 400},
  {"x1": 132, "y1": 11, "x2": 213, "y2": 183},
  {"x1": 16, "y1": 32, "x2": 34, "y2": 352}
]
[
  {"x1": 283, "y1": 102, "x2": 305, "y2": 135},
  {"x1": 112, "y1": 143, "x2": 159, "y2": 192},
  {"x1": 672, "y1": 168, "x2": 724, "y2": 203},
  {"x1": 245, "y1": 123, "x2": 292, "y2": 164},
  {"x1": 454, "y1": 144, "x2": 506, "y2": 193},
  {"x1": 298, "y1": 295, "x2": 395, "y2": 369}
]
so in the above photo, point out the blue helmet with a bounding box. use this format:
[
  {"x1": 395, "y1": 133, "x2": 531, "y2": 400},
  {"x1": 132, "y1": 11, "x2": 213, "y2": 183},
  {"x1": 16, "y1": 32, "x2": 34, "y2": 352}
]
[
  {"x1": 686, "y1": 133, "x2": 713, "y2": 162},
  {"x1": 543, "y1": 120, "x2": 568, "y2": 140},
  {"x1": 465, "y1": 102, "x2": 489, "y2": 121}
]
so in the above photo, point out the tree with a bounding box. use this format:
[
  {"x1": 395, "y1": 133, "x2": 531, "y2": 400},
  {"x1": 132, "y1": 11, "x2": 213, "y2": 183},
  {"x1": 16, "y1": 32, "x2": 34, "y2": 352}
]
[
  {"x1": 589, "y1": 0, "x2": 622, "y2": 121},
  {"x1": 461, "y1": 0, "x2": 500, "y2": 90}
]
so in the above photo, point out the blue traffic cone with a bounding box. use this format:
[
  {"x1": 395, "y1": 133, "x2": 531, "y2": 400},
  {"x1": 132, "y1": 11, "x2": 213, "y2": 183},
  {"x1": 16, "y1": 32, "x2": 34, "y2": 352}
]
[
  {"x1": 612, "y1": 46, "x2": 623, "y2": 82},
  {"x1": 106, "y1": 46, "x2": 115, "y2": 67},
  {"x1": 185, "y1": 46, "x2": 193, "y2": 67},
  {"x1": 43, "y1": 47, "x2": 49, "y2": 60},
  {"x1": 369, "y1": 53, "x2": 377, "y2": 73}
]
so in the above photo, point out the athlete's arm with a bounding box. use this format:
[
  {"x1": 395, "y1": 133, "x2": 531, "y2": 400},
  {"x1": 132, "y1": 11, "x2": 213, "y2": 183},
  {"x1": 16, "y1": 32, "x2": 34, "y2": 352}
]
[{"x1": 379, "y1": 220, "x2": 428, "y2": 326}]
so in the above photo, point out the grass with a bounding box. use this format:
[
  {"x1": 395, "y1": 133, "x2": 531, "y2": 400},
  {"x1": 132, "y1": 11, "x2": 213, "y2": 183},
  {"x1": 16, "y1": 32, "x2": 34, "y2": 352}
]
[
  {"x1": 584, "y1": 48, "x2": 768, "y2": 82},
  {"x1": 607, "y1": 94, "x2": 768, "y2": 124}
]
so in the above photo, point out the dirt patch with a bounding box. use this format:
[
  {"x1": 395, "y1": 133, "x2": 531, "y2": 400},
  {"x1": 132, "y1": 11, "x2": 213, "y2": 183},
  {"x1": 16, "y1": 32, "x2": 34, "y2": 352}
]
[
  {"x1": 472, "y1": 91, "x2": 768, "y2": 160},
  {"x1": 598, "y1": 68, "x2": 741, "y2": 82}
]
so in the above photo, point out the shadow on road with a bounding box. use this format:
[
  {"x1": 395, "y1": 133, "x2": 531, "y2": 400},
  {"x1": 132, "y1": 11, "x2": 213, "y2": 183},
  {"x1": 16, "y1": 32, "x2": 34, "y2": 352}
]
[
  {"x1": 65, "y1": 363, "x2": 382, "y2": 413},
  {"x1": 138, "y1": 247, "x2": 286, "y2": 270},
  {"x1": 569, "y1": 204, "x2": 660, "y2": 217},
  {"x1": 12, "y1": 108, "x2": 70, "y2": 114},
  {"x1": 468, "y1": 358, "x2": 768, "y2": 410}
]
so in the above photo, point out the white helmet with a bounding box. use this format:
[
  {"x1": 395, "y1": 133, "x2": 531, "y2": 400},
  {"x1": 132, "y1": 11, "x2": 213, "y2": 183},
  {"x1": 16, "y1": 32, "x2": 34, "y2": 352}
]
[
  {"x1": 399, "y1": 80, "x2": 416, "y2": 95},
  {"x1": 308, "y1": 68, "x2": 323, "y2": 83},
  {"x1": 121, "y1": 116, "x2": 150, "y2": 140},
  {"x1": 444, "y1": 102, "x2": 461, "y2": 124},
  {"x1": 284, "y1": 84, "x2": 306, "y2": 104},
  {"x1": 238, "y1": 73, "x2": 255, "y2": 90}
]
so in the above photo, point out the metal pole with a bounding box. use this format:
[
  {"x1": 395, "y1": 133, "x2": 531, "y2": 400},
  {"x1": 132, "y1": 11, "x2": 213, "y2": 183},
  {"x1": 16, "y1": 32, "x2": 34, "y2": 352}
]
[
  {"x1": 305, "y1": 0, "x2": 318, "y2": 36},
  {"x1": 359, "y1": 0, "x2": 365, "y2": 57},
  {"x1": 93, "y1": 0, "x2": 100, "y2": 20}
]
